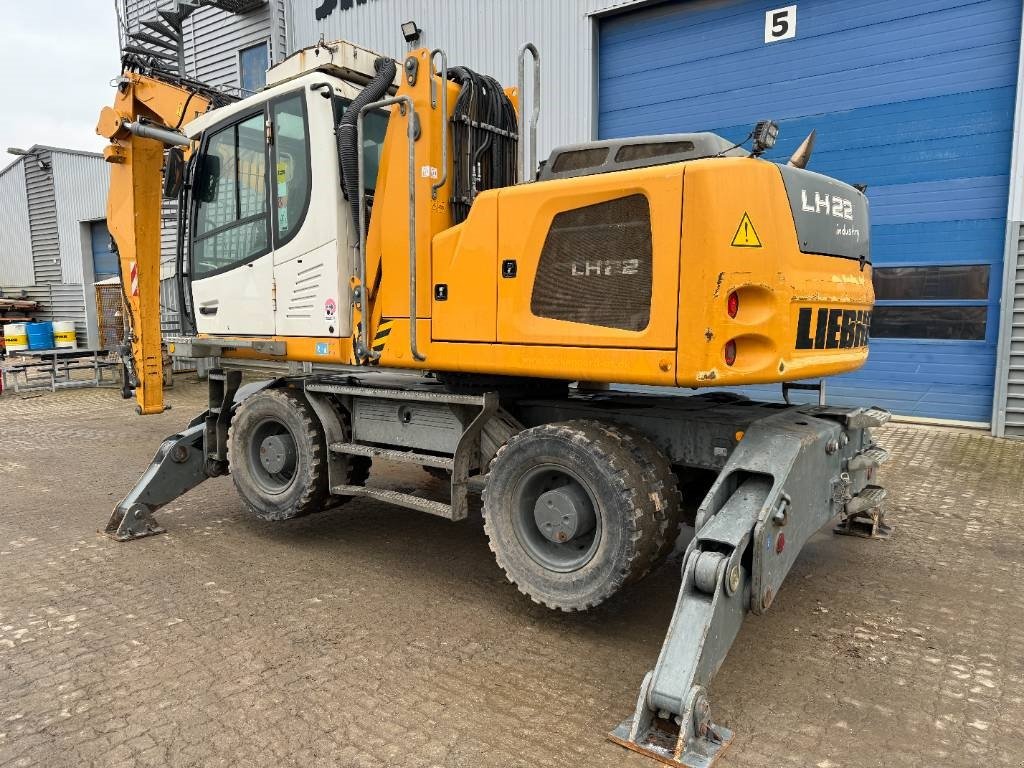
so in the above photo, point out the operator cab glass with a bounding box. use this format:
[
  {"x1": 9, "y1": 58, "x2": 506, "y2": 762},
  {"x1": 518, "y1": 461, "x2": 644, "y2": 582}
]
[{"x1": 192, "y1": 112, "x2": 269, "y2": 277}]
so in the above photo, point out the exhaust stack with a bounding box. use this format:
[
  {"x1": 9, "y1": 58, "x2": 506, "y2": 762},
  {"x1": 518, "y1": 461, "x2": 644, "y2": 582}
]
[{"x1": 787, "y1": 129, "x2": 817, "y2": 169}]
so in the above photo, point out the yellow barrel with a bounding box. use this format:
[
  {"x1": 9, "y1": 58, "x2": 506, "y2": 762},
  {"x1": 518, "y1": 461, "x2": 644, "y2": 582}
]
[
  {"x1": 3, "y1": 322, "x2": 28, "y2": 352},
  {"x1": 52, "y1": 320, "x2": 77, "y2": 349}
]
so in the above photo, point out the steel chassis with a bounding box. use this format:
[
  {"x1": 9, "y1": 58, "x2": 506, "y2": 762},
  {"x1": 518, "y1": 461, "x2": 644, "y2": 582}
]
[{"x1": 107, "y1": 368, "x2": 890, "y2": 767}]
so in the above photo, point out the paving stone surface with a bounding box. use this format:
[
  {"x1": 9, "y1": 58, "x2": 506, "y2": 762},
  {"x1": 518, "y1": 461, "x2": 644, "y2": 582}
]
[{"x1": 1, "y1": 379, "x2": 1022, "y2": 767}]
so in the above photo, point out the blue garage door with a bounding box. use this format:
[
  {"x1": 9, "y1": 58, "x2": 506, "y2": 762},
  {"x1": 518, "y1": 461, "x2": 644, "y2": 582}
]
[{"x1": 599, "y1": 0, "x2": 1021, "y2": 423}]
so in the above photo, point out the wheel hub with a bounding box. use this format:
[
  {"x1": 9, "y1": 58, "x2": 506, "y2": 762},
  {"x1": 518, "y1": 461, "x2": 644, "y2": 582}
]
[
  {"x1": 259, "y1": 433, "x2": 295, "y2": 475},
  {"x1": 512, "y1": 465, "x2": 602, "y2": 572},
  {"x1": 534, "y1": 485, "x2": 595, "y2": 543}
]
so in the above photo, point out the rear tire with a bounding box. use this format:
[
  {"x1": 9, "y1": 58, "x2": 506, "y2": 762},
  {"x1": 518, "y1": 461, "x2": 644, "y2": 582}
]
[
  {"x1": 482, "y1": 420, "x2": 662, "y2": 611},
  {"x1": 228, "y1": 388, "x2": 328, "y2": 521}
]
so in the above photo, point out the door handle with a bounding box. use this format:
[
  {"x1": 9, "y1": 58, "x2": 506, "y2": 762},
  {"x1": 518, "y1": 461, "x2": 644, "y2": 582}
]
[{"x1": 199, "y1": 306, "x2": 218, "y2": 316}]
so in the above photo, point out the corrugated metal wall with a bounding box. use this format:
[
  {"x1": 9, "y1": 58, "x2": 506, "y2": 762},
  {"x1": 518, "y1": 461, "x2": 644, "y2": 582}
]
[
  {"x1": 0, "y1": 160, "x2": 34, "y2": 286},
  {"x1": 50, "y1": 152, "x2": 110, "y2": 284},
  {"x1": 994, "y1": 223, "x2": 1024, "y2": 437},
  {"x1": 0, "y1": 283, "x2": 88, "y2": 343},
  {"x1": 24, "y1": 149, "x2": 61, "y2": 284},
  {"x1": 284, "y1": 0, "x2": 600, "y2": 160},
  {"x1": 597, "y1": 0, "x2": 1021, "y2": 425}
]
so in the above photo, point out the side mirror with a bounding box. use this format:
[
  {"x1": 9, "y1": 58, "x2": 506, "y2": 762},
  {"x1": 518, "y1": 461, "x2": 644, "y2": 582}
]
[
  {"x1": 162, "y1": 147, "x2": 185, "y2": 199},
  {"x1": 196, "y1": 153, "x2": 220, "y2": 203}
]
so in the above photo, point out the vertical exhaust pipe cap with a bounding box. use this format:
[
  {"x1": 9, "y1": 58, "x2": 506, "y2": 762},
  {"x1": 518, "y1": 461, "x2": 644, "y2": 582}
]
[{"x1": 787, "y1": 129, "x2": 816, "y2": 169}]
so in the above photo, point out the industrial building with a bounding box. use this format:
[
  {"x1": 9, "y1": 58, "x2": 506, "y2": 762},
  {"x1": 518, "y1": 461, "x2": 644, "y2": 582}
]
[
  {"x1": 118, "y1": 0, "x2": 1024, "y2": 436},
  {"x1": 0, "y1": 146, "x2": 112, "y2": 349}
]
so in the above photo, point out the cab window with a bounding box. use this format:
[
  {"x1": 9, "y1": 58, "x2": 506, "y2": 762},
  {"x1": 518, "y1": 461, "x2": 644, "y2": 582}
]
[
  {"x1": 271, "y1": 94, "x2": 310, "y2": 243},
  {"x1": 192, "y1": 112, "x2": 269, "y2": 277}
]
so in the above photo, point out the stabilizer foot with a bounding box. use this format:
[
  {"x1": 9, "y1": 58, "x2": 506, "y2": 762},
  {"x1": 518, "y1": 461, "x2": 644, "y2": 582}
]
[
  {"x1": 609, "y1": 677, "x2": 733, "y2": 767},
  {"x1": 105, "y1": 503, "x2": 165, "y2": 541}
]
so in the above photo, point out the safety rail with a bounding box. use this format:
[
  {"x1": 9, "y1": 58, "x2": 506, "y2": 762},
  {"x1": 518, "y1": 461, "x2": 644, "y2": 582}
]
[
  {"x1": 356, "y1": 94, "x2": 425, "y2": 363},
  {"x1": 429, "y1": 49, "x2": 448, "y2": 200},
  {"x1": 516, "y1": 43, "x2": 540, "y2": 183}
]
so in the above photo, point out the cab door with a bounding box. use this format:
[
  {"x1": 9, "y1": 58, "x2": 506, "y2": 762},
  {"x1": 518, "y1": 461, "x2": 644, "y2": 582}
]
[{"x1": 190, "y1": 109, "x2": 275, "y2": 336}]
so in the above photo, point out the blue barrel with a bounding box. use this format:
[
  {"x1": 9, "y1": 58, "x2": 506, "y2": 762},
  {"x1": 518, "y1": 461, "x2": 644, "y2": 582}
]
[{"x1": 26, "y1": 321, "x2": 55, "y2": 350}]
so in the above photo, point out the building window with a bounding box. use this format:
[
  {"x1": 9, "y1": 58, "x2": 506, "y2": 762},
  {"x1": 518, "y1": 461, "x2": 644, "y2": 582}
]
[
  {"x1": 871, "y1": 264, "x2": 990, "y2": 341},
  {"x1": 239, "y1": 41, "x2": 269, "y2": 93},
  {"x1": 530, "y1": 194, "x2": 653, "y2": 331}
]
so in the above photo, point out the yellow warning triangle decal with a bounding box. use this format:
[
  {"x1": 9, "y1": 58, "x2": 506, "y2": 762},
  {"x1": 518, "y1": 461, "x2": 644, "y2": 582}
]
[{"x1": 730, "y1": 212, "x2": 762, "y2": 248}]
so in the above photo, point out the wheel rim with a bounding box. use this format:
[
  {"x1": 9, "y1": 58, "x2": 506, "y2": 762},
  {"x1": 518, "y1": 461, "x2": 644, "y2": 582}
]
[
  {"x1": 511, "y1": 463, "x2": 601, "y2": 572},
  {"x1": 248, "y1": 417, "x2": 298, "y2": 493}
]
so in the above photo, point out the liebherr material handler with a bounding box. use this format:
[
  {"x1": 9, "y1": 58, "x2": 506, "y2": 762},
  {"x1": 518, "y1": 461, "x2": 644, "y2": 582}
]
[{"x1": 99, "y1": 38, "x2": 890, "y2": 767}]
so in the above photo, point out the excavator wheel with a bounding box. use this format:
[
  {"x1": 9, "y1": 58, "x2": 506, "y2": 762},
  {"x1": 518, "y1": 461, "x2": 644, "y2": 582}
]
[
  {"x1": 601, "y1": 425, "x2": 684, "y2": 574},
  {"x1": 228, "y1": 388, "x2": 329, "y2": 521},
  {"x1": 482, "y1": 420, "x2": 663, "y2": 611}
]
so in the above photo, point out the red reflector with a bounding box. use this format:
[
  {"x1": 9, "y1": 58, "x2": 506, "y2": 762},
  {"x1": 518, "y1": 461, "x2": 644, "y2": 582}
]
[
  {"x1": 727, "y1": 291, "x2": 739, "y2": 318},
  {"x1": 724, "y1": 340, "x2": 737, "y2": 366},
  {"x1": 776, "y1": 532, "x2": 785, "y2": 553}
]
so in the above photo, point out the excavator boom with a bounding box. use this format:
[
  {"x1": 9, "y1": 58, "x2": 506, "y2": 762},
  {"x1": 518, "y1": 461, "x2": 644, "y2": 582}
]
[{"x1": 96, "y1": 72, "x2": 212, "y2": 414}]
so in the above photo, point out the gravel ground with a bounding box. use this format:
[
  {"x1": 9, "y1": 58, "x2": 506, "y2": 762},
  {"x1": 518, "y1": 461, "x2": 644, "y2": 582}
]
[{"x1": 1, "y1": 377, "x2": 1022, "y2": 768}]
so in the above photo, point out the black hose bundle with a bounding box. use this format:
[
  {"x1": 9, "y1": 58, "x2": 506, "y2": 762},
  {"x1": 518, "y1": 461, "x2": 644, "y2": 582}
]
[
  {"x1": 338, "y1": 57, "x2": 398, "y2": 233},
  {"x1": 448, "y1": 66, "x2": 518, "y2": 224}
]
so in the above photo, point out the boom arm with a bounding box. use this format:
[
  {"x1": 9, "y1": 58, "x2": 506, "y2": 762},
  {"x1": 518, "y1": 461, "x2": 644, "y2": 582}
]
[{"x1": 96, "y1": 73, "x2": 211, "y2": 414}]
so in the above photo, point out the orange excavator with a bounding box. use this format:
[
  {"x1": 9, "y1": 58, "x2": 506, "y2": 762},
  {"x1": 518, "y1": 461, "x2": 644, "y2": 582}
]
[{"x1": 98, "y1": 37, "x2": 890, "y2": 766}]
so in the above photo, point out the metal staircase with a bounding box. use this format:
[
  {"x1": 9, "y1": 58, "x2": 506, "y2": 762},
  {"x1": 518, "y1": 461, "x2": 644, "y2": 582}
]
[{"x1": 122, "y1": 0, "x2": 267, "y2": 77}]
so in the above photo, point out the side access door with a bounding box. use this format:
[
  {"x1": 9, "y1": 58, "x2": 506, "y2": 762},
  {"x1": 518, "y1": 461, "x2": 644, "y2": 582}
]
[
  {"x1": 495, "y1": 170, "x2": 682, "y2": 349},
  {"x1": 190, "y1": 109, "x2": 275, "y2": 336}
]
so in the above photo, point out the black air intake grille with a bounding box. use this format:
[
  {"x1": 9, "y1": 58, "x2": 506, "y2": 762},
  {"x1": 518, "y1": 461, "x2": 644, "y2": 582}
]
[{"x1": 530, "y1": 194, "x2": 653, "y2": 332}]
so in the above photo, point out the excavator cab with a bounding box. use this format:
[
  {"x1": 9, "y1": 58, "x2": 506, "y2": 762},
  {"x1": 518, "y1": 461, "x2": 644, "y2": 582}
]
[{"x1": 181, "y1": 60, "x2": 389, "y2": 340}]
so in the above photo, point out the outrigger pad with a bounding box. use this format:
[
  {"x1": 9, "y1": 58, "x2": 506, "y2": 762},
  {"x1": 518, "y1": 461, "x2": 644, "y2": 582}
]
[
  {"x1": 105, "y1": 503, "x2": 166, "y2": 542},
  {"x1": 608, "y1": 717, "x2": 733, "y2": 768}
]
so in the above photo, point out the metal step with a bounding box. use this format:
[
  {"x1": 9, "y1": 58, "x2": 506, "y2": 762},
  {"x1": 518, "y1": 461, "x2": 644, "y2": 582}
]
[
  {"x1": 141, "y1": 18, "x2": 180, "y2": 40},
  {"x1": 845, "y1": 484, "x2": 886, "y2": 516},
  {"x1": 129, "y1": 31, "x2": 179, "y2": 51},
  {"x1": 330, "y1": 484, "x2": 454, "y2": 519},
  {"x1": 123, "y1": 44, "x2": 178, "y2": 63},
  {"x1": 847, "y1": 445, "x2": 889, "y2": 471},
  {"x1": 843, "y1": 407, "x2": 891, "y2": 429},
  {"x1": 329, "y1": 442, "x2": 454, "y2": 470},
  {"x1": 307, "y1": 381, "x2": 486, "y2": 406}
]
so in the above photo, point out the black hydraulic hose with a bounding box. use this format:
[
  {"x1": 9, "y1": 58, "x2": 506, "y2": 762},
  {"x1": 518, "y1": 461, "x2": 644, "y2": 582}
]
[{"x1": 337, "y1": 57, "x2": 397, "y2": 234}]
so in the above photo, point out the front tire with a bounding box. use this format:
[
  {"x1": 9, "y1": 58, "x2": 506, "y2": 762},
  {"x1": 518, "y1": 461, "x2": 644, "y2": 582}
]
[
  {"x1": 482, "y1": 420, "x2": 663, "y2": 611},
  {"x1": 228, "y1": 388, "x2": 328, "y2": 521}
]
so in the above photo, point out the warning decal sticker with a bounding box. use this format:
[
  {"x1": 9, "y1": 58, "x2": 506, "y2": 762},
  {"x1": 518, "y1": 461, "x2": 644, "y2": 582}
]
[{"x1": 730, "y1": 212, "x2": 763, "y2": 248}]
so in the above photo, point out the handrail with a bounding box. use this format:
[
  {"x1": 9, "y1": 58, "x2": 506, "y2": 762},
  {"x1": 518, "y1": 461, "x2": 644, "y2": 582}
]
[
  {"x1": 516, "y1": 42, "x2": 540, "y2": 183},
  {"x1": 429, "y1": 49, "x2": 448, "y2": 201},
  {"x1": 356, "y1": 95, "x2": 424, "y2": 362}
]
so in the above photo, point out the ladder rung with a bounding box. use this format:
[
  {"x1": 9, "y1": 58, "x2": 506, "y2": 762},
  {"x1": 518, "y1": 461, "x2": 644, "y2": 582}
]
[
  {"x1": 331, "y1": 484, "x2": 454, "y2": 519},
  {"x1": 329, "y1": 442, "x2": 454, "y2": 469}
]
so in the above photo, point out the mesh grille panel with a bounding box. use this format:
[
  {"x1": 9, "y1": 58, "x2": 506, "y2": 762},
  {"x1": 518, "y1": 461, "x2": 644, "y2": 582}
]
[
  {"x1": 615, "y1": 140, "x2": 695, "y2": 162},
  {"x1": 530, "y1": 195, "x2": 652, "y2": 331},
  {"x1": 551, "y1": 147, "x2": 609, "y2": 173}
]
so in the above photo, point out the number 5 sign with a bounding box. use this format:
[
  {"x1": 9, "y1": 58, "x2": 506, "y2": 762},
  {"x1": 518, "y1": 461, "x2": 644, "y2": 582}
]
[{"x1": 765, "y1": 5, "x2": 797, "y2": 43}]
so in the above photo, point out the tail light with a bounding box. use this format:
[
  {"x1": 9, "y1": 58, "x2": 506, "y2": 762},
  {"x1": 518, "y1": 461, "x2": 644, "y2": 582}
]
[
  {"x1": 727, "y1": 291, "x2": 739, "y2": 318},
  {"x1": 724, "y1": 340, "x2": 737, "y2": 366}
]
